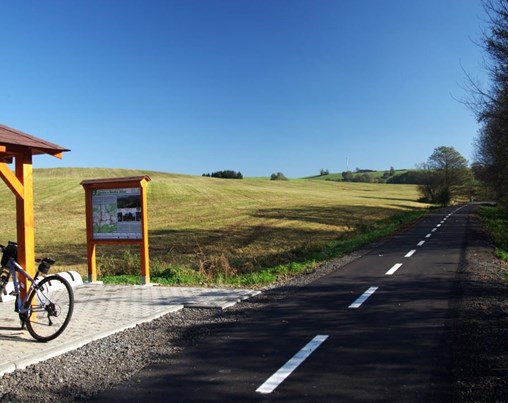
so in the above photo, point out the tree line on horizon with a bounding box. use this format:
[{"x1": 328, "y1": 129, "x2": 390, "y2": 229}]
[
  {"x1": 320, "y1": 167, "x2": 426, "y2": 185},
  {"x1": 202, "y1": 170, "x2": 243, "y2": 179}
]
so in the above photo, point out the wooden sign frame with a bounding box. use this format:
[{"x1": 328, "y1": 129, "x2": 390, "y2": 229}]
[{"x1": 81, "y1": 176, "x2": 151, "y2": 284}]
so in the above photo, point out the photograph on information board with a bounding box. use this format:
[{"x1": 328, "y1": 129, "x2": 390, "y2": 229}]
[{"x1": 91, "y1": 188, "x2": 142, "y2": 239}]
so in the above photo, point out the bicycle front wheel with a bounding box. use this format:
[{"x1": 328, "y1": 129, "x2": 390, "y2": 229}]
[{"x1": 25, "y1": 275, "x2": 74, "y2": 342}]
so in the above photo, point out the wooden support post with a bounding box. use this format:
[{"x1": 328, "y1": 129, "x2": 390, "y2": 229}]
[
  {"x1": 140, "y1": 179, "x2": 150, "y2": 285},
  {"x1": 87, "y1": 242, "x2": 97, "y2": 283},
  {"x1": 83, "y1": 185, "x2": 98, "y2": 283},
  {"x1": 15, "y1": 153, "x2": 35, "y2": 298}
]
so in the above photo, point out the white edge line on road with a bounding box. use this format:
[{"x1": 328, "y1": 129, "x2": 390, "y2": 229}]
[
  {"x1": 256, "y1": 335, "x2": 329, "y2": 394},
  {"x1": 405, "y1": 249, "x2": 416, "y2": 258},
  {"x1": 348, "y1": 286, "x2": 379, "y2": 309},
  {"x1": 417, "y1": 240, "x2": 425, "y2": 246},
  {"x1": 386, "y1": 263, "x2": 403, "y2": 275}
]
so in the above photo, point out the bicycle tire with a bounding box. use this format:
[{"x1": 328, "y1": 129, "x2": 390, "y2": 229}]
[{"x1": 24, "y1": 275, "x2": 74, "y2": 342}]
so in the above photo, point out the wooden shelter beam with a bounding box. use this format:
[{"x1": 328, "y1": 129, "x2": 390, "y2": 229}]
[
  {"x1": 30, "y1": 148, "x2": 64, "y2": 159},
  {"x1": 0, "y1": 162, "x2": 24, "y2": 198}
]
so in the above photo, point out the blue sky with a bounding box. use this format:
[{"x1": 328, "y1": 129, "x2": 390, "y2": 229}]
[{"x1": 0, "y1": 0, "x2": 488, "y2": 177}]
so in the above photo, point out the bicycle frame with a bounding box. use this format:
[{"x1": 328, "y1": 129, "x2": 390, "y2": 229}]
[{"x1": 5, "y1": 257, "x2": 41, "y2": 316}]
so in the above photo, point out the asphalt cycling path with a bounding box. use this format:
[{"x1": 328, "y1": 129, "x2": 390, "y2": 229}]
[{"x1": 93, "y1": 205, "x2": 473, "y2": 402}]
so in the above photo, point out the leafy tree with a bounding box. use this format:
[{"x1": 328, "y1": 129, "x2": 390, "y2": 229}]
[
  {"x1": 319, "y1": 169, "x2": 330, "y2": 176},
  {"x1": 418, "y1": 146, "x2": 471, "y2": 205},
  {"x1": 387, "y1": 170, "x2": 425, "y2": 185},
  {"x1": 270, "y1": 172, "x2": 288, "y2": 181},
  {"x1": 342, "y1": 171, "x2": 354, "y2": 182},
  {"x1": 353, "y1": 173, "x2": 373, "y2": 183}
]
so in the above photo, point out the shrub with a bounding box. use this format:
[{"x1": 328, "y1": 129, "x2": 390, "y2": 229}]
[
  {"x1": 270, "y1": 172, "x2": 288, "y2": 181},
  {"x1": 97, "y1": 249, "x2": 140, "y2": 277}
]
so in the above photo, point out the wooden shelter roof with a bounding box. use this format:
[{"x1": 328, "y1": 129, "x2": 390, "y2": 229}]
[{"x1": 0, "y1": 124, "x2": 70, "y2": 162}]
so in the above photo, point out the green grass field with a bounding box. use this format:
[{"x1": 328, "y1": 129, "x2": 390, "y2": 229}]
[{"x1": 0, "y1": 168, "x2": 427, "y2": 285}]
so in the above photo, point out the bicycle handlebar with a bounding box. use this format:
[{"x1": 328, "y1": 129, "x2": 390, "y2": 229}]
[{"x1": 0, "y1": 242, "x2": 55, "y2": 267}]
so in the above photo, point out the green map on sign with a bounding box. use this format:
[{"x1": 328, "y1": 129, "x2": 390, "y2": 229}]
[{"x1": 92, "y1": 202, "x2": 118, "y2": 233}]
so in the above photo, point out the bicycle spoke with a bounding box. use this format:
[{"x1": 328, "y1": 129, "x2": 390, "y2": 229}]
[{"x1": 25, "y1": 276, "x2": 74, "y2": 342}]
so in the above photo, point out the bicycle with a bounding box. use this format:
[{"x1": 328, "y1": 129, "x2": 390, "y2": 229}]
[{"x1": 0, "y1": 241, "x2": 74, "y2": 342}]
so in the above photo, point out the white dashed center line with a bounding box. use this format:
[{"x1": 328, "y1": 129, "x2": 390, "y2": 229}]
[
  {"x1": 256, "y1": 335, "x2": 329, "y2": 394},
  {"x1": 417, "y1": 240, "x2": 425, "y2": 246},
  {"x1": 386, "y1": 263, "x2": 403, "y2": 275},
  {"x1": 348, "y1": 286, "x2": 379, "y2": 308},
  {"x1": 405, "y1": 249, "x2": 416, "y2": 258}
]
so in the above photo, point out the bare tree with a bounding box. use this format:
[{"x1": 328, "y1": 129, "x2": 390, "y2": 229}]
[{"x1": 469, "y1": 0, "x2": 508, "y2": 206}]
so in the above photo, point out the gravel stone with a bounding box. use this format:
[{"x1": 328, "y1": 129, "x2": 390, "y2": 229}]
[{"x1": 0, "y1": 208, "x2": 506, "y2": 402}]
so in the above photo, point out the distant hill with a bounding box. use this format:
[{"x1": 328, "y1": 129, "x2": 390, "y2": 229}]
[{"x1": 304, "y1": 169, "x2": 422, "y2": 184}]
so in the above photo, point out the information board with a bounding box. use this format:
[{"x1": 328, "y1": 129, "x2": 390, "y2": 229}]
[
  {"x1": 91, "y1": 187, "x2": 142, "y2": 240},
  {"x1": 82, "y1": 176, "x2": 151, "y2": 284}
]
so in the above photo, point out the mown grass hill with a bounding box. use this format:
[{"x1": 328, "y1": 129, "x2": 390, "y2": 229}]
[{"x1": 0, "y1": 168, "x2": 426, "y2": 285}]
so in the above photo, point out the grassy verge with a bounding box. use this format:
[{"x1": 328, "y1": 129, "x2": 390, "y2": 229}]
[
  {"x1": 101, "y1": 208, "x2": 427, "y2": 287},
  {"x1": 480, "y1": 206, "x2": 508, "y2": 263}
]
